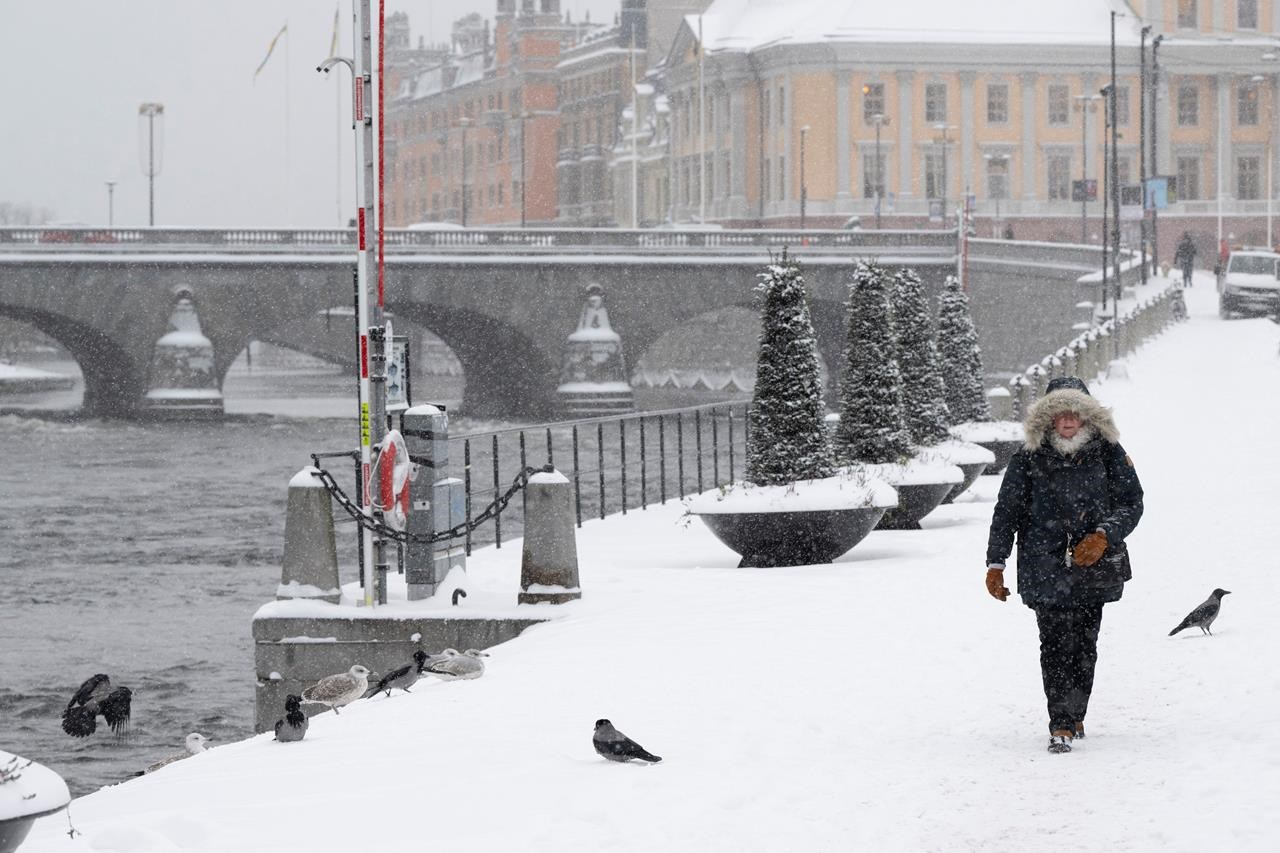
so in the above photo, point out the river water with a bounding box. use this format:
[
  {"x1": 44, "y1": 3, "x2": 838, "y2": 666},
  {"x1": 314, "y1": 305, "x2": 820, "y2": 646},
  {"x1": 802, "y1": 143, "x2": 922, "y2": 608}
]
[{"x1": 0, "y1": 365, "x2": 475, "y2": 796}]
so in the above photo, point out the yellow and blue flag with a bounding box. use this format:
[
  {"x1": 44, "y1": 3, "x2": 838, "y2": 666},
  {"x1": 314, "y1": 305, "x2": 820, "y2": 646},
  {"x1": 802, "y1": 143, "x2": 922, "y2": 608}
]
[{"x1": 253, "y1": 23, "x2": 288, "y2": 80}]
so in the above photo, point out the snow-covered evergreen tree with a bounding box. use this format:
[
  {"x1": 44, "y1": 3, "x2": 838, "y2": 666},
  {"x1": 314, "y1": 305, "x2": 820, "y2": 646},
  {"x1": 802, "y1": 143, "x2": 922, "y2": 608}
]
[
  {"x1": 891, "y1": 268, "x2": 951, "y2": 445},
  {"x1": 834, "y1": 260, "x2": 913, "y2": 464},
  {"x1": 745, "y1": 250, "x2": 835, "y2": 486},
  {"x1": 935, "y1": 275, "x2": 992, "y2": 424}
]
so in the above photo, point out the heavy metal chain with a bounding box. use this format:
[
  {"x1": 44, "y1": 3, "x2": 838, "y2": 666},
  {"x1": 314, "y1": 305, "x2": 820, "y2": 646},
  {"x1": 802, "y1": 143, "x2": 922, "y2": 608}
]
[{"x1": 308, "y1": 456, "x2": 551, "y2": 544}]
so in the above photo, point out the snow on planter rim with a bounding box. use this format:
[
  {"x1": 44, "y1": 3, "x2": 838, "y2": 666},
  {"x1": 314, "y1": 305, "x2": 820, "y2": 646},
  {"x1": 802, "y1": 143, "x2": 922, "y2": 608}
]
[
  {"x1": 919, "y1": 438, "x2": 997, "y2": 466},
  {"x1": 0, "y1": 749, "x2": 70, "y2": 821},
  {"x1": 853, "y1": 457, "x2": 964, "y2": 487},
  {"x1": 949, "y1": 420, "x2": 1024, "y2": 442},
  {"x1": 684, "y1": 474, "x2": 898, "y2": 514}
]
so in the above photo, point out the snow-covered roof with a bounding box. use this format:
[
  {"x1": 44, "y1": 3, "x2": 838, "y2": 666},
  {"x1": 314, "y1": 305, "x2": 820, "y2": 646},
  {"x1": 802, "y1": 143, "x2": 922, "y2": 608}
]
[{"x1": 687, "y1": 0, "x2": 1142, "y2": 53}]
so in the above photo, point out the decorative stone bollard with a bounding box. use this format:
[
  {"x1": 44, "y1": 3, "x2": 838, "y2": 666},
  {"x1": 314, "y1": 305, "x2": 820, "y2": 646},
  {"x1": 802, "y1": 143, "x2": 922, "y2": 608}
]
[
  {"x1": 278, "y1": 467, "x2": 341, "y2": 604},
  {"x1": 986, "y1": 386, "x2": 1013, "y2": 422},
  {"x1": 518, "y1": 469, "x2": 581, "y2": 605}
]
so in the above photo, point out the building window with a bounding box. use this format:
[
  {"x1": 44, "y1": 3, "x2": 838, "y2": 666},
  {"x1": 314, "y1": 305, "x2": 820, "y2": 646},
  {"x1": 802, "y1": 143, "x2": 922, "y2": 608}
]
[
  {"x1": 1047, "y1": 154, "x2": 1072, "y2": 200},
  {"x1": 987, "y1": 84, "x2": 1009, "y2": 124},
  {"x1": 1117, "y1": 155, "x2": 1132, "y2": 187},
  {"x1": 1176, "y1": 156, "x2": 1200, "y2": 200},
  {"x1": 1177, "y1": 84, "x2": 1199, "y2": 126},
  {"x1": 863, "y1": 152, "x2": 886, "y2": 198},
  {"x1": 1239, "y1": 0, "x2": 1258, "y2": 29},
  {"x1": 863, "y1": 83, "x2": 885, "y2": 123},
  {"x1": 1177, "y1": 0, "x2": 1197, "y2": 29},
  {"x1": 762, "y1": 89, "x2": 770, "y2": 128},
  {"x1": 1048, "y1": 85, "x2": 1070, "y2": 125},
  {"x1": 925, "y1": 152, "x2": 945, "y2": 199},
  {"x1": 1238, "y1": 81, "x2": 1260, "y2": 126},
  {"x1": 925, "y1": 83, "x2": 948, "y2": 123},
  {"x1": 777, "y1": 155, "x2": 786, "y2": 199},
  {"x1": 1238, "y1": 155, "x2": 1261, "y2": 200},
  {"x1": 777, "y1": 86, "x2": 785, "y2": 126},
  {"x1": 986, "y1": 156, "x2": 1010, "y2": 199},
  {"x1": 1115, "y1": 85, "x2": 1130, "y2": 127}
]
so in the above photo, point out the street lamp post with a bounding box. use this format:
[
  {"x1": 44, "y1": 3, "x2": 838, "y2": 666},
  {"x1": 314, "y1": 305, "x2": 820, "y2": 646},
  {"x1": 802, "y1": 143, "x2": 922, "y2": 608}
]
[
  {"x1": 933, "y1": 123, "x2": 958, "y2": 227},
  {"x1": 799, "y1": 125, "x2": 809, "y2": 229},
  {"x1": 138, "y1": 102, "x2": 164, "y2": 226},
  {"x1": 105, "y1": 181, "x2": 117, "y2": 228},
  {"x1": 518, "y1": 112, "x2": 531, "y2": 228},
  {"x1": 869, "y1": 113, "x2": 890, "y2": 229},
  {"x1": 1074, "y1": 93, "x2": 1103, "y2": 244},
  {"x1": 459, "y1": 117, "x2": 471, "y2": 227}
]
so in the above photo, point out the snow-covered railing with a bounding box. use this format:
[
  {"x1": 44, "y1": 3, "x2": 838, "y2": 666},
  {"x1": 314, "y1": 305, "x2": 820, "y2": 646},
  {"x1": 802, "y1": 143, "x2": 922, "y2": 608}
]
[{"x1": 1006, "y1": 285, "x2": 1185, "y2": 420}]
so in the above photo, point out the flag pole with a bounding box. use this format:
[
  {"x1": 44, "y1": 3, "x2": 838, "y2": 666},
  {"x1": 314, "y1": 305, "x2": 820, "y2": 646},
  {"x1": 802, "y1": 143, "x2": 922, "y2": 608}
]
[{"x1": 285, "y1": 21, "x2": 292, "y2": 225}]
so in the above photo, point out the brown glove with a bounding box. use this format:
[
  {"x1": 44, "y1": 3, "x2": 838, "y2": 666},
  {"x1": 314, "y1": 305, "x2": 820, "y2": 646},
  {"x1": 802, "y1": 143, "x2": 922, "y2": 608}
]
[
  {"x1": 985, "y1": 568, "x2": 1010, "y2": 602},
  {"x1": 1072, "y1": 531, "x2": 1108, "y2": 567}
]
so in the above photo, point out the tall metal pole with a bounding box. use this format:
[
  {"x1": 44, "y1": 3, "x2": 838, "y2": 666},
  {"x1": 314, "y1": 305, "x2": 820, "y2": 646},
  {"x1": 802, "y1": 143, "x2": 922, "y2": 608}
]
[
  {"x1": 1151, "y1": 35, "x2": 1162, "y2": 275},
  {"x1": 460, "y1": 118, "x2": 470, "y2": 227},
  {"x1": 630, "y1": 27, "x2": 639, "y2": 229},
  {"x1": 1139, "y1": 27, "x2": 1150, "y2": 283},
  {"x1": 138, "y1": 102, "x2": 164, "y2": 226},
  {"x1": 874, "y1": 116, "x2": 883, "y2": 229},
  {"x1": 520, "y1": 113, "x2": 528, "y2": 228},
  {"x1": 1110, "y1": 12, "x2": 1122, "y2": 302},
  {"x1": 1101, "y1": 84, "x2": 1111, "y2": 312},
  {"x1": 697, "y1": 15, "x2": 706, "y2": 223},
  {"x1": 799, "y1": 125, "x2": 808, "y2": 229},
  {"x1": 105, "y1": 181, "x2": 116, "y2": 228}
]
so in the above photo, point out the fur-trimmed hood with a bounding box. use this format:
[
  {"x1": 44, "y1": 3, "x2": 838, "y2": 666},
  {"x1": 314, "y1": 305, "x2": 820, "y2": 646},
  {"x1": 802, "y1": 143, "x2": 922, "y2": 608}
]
[{"x1": 1023, "y1": 388, "x2": 1120, "y2": 450}]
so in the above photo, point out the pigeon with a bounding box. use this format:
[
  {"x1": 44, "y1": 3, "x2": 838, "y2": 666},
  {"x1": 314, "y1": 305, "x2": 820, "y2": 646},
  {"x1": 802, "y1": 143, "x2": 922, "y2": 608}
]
[
  {"x1": 301, "y1": 664, "x2": 370, "y2": 714},
  {"x1": 422, "y1": 648, "x2": 488, "y2": 681},
  {"x1": 135, "y1": 733, "x2": 210, "y2": 775},
  {"x1": 274, "y1": 694, "x2": 308, "y2": 742},
  {"x1": 62, "y1": 674, "x2": 132, "y2": 738},
  {"x1": 1169, "y1": 588, "x2": 1232, "y2": 636},
  {"x1": 366, "y1": 650, "x2": 429, "y2": 698},
  {"x1": 593, "y1": 719, "x2": 662, "y2": 764}
]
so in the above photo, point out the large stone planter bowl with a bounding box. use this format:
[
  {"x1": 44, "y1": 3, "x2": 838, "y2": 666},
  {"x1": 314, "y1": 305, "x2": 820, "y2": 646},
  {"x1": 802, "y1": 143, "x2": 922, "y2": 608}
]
[
  {"x1": 941, "y1": 460, "x2": 990, "y2": 504},
  {"x1": 696, "y1": 506, "x2": 888, "y2": 568},
  {"x1": 973, "y1": 438, "x2": 1022, "y2": 475},
  {"x1": 876, "y1": 482, "x2": 956, "y2": 530}
]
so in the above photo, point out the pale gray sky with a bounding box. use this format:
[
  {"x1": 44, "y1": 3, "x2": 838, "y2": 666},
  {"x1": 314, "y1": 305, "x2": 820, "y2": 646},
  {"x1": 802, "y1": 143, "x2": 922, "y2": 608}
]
[{"x1": 1, "y1": 1, "x2": 617, "y2": 229}]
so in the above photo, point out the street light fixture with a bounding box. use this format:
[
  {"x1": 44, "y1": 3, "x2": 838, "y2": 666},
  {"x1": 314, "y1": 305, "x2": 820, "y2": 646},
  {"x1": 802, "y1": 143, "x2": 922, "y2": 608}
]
[
  {"x1": 518, "y1": 111, "x2": 532, "y2": 228},
  {"x1": 458, "y1": 117, "x2": 471, "y2": 227},
  {"x1": 1074, "y1": 93, "x2": 1104, "y2": 244},
  {"x1": 138, "y1": 102, "x2": 164, "y2": 226},
  {"x1": 933, "y1": 122, "x2": 958, "y2": 227},
  {"x1": 105, "y1": 181, "x2": 117, "y2": 228},
  {"x1": 799, "y1": 125, "x2": 810, "y2": 229}
]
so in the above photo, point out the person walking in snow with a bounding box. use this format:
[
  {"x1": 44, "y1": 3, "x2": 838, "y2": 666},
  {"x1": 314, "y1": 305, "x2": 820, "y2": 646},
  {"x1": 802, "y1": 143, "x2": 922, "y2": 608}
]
[
  {"x1": 1173, "y1": 232, "x2": 1197, "y2": 288},
  {"x1": 983, "y1": 377, "x2": 1144, "y2": 754}
]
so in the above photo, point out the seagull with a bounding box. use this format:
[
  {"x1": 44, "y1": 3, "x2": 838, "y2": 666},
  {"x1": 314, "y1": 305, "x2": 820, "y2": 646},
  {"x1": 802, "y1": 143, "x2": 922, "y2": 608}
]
[
  {"x1": 593, "y1": 719, "x2": 662, "y2": 764},
  {"x1": 301, "y1": 665, "x2": 370, "y2": 715},
  {"x1": 274, "y1": 694, "x2": 308, "y2": 742},
  {"x1": 422, "y1": 648, "x2": 488, "y2": 681},
  {"x1": 366, "y1": 650, "x2": 430, "y2": 698},
  {"x1": 62, "y1": 674, "x2": 132, "y2": 738},
  {"x1": 135, "y1": 733, "x2": 210, "y2": 775},
  {"x1": 1169, "y1": 588, "x2": 1232, "y2": 636}
]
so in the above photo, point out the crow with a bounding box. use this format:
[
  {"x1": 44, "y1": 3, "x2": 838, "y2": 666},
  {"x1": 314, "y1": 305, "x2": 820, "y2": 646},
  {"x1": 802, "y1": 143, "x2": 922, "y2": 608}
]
[
  {"x1": 274, "y1": 694, "x2": 308, "y2": 742},
  {"x1": 301, "y1": 665, "x2": 370, "y2": 715},
  {"x1": 62, "y1": 674, "x2": 132, "y2": 738},
  {"x1": 1169, "y1": 588, "x2": 1232, "y2": 636},
  {"x1": 593, "y1": 719, "x2": 662, "y2": 764},
  {"x1": 366, "y1": 650, "x2": 429, "y2": 698}
]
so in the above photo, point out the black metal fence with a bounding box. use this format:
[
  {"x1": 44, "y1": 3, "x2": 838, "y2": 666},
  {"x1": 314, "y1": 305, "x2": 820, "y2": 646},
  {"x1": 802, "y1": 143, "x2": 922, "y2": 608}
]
[{"x1": 448, "y1": 402, "x2": 751, "y2": 554}]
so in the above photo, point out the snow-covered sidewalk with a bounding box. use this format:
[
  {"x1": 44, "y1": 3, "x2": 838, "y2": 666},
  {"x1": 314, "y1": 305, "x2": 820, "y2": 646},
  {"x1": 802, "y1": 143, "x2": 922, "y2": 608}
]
[{"x1": 24, "y1": 274, "x2": 1280, "y2": 852}]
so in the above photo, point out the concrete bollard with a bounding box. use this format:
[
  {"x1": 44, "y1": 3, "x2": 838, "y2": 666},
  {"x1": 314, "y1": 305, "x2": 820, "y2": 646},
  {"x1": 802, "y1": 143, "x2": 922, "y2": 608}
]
[
  {"x1": 518, "y1": 469, "x2": 581, "y2": 605},
  {"x1": 279, "y1": 467, "x2": 341, "y2": 604}
]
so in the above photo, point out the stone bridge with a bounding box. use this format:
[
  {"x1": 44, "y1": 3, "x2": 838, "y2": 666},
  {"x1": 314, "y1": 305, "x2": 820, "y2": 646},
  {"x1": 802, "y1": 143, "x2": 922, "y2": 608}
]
[{"x1": 0, "y1": 227, "x2": 1132, "y2": 418}]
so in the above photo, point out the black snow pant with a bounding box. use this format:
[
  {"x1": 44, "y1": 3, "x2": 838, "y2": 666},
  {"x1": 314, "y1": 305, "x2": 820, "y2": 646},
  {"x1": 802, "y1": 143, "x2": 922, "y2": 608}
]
[{"x1": 1033, "y1": 603, "x2": 1105, "y2": 734}]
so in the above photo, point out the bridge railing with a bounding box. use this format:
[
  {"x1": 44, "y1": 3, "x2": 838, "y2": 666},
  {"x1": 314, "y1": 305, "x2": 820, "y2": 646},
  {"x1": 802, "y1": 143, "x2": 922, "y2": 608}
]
[
  {"x1": 0, "y1": 225, "x2": 959, "y2": 255},
  {"x1": 439, "y1": 401, "x2": 751, "y2": 555}
]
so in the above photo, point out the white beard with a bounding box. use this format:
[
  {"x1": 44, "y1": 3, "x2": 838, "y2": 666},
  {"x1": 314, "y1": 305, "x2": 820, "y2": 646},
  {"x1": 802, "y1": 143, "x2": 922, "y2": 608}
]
[{"x1": 1049, "y1": 424, "x2": 1097, "y2": 456}]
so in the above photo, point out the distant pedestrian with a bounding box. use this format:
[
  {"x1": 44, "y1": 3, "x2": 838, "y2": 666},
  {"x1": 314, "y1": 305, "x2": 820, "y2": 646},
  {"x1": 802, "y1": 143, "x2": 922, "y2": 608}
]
[
  {"x1": 984, "y1": 377, "x2": 1144, "y2": 754},
  {"x1": 1173, "y1": 233, "x2": 1197, "y2": 288}
]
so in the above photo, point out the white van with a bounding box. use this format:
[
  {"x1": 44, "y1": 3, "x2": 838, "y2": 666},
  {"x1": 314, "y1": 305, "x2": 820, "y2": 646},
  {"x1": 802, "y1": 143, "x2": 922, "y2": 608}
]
[{"x1": 1219, "y1": 249, "x2": 1280, "y2": 318}]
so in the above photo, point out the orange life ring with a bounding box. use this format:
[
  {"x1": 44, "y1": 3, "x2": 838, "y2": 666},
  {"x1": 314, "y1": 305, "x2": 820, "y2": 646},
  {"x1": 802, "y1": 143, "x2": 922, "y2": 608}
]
[{"x1": 375, "y1": 430, "x2": 412, "y2": 531}]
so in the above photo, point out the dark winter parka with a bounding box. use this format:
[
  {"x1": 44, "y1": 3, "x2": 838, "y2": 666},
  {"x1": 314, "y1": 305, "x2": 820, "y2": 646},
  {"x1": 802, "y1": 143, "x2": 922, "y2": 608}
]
[{"x1": 986, "y1": 388, "x2": 1144, "y2": 607}]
